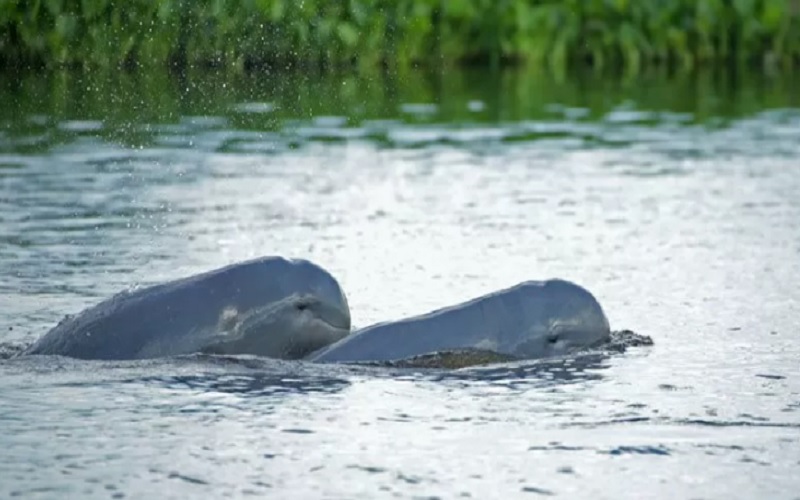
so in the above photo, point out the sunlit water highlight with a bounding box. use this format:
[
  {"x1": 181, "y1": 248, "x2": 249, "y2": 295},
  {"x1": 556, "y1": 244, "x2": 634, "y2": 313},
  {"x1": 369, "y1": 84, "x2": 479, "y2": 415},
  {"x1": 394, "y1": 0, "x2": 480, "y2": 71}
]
[{"x1": 1, "y1": 69, "x2": 799, "y2": 499}]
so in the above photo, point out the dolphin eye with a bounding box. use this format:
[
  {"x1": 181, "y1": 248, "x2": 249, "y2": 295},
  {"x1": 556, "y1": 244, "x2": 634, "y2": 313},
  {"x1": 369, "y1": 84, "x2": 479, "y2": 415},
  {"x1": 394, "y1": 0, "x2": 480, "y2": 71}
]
[
  {"x1": 546, "y1": 333, "x2": 559, "y2": 344},
  {"x1": 296, "y1": 301, "x2": 310, "y2": 311}
]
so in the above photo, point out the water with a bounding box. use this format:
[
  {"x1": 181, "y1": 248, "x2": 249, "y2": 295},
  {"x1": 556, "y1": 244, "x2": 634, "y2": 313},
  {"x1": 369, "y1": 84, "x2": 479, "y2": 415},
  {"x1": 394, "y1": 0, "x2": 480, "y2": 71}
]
[{"x1": 1, "y1": 68, "x2": 799, "y2": 499}]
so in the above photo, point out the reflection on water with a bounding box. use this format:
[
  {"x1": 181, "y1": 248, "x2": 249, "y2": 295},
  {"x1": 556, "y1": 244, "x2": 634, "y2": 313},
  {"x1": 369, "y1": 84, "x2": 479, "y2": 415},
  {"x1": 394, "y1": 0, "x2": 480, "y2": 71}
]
[{"x1": 1, "y1": 68, "x2": 800, "y2": 499}]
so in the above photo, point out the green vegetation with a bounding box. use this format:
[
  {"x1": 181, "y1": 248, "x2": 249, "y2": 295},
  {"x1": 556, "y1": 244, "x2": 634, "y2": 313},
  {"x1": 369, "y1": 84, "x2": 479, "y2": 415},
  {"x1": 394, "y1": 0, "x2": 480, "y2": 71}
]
[{"x1": 2, "y1": 0, "x2": 799, "y2": 72}]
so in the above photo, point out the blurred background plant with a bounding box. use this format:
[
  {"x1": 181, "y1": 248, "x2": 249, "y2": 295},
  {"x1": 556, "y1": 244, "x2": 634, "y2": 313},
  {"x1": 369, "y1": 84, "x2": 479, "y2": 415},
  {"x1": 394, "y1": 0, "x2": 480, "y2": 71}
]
[{"x1": 1, "y1": 0, "x2": 799, "y2": 73}]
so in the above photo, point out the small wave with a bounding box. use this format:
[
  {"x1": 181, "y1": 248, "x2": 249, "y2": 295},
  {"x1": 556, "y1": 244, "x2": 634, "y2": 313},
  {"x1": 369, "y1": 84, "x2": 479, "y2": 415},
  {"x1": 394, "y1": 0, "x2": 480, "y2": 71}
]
[
  {"x1": 135, "y1": 371, "x2": 351, "y2": 397},
  {"x1": 0, "y1": 341, "x2": 28, "y2": 359},
  {"x1": 564, "y1": 415, "x2": 800, "y2": 429}
]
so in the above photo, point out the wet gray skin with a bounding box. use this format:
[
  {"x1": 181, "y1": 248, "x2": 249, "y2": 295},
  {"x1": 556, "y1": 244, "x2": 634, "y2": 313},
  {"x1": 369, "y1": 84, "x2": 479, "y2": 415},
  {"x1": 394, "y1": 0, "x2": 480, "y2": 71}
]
[
  {"x1": 308, "y1": 279, "x2": 610, "y2": 363},
  {"x1": 23, "y1": 257, "x2": 351, "y2": 360}
]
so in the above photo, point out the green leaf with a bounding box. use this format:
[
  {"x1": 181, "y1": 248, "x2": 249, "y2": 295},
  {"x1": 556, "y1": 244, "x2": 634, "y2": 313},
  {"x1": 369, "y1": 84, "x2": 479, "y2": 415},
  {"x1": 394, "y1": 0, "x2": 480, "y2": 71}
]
[{"x1": 337, "y1": 21, "x2": 359, "y2": 47}]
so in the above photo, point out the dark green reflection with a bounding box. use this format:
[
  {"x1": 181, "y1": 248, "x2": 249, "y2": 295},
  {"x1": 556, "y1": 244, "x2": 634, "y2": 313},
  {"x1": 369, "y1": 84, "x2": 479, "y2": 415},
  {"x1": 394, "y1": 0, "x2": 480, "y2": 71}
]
[{"x1": 1, "y1": 67, "x2": 797, "y2": 152}]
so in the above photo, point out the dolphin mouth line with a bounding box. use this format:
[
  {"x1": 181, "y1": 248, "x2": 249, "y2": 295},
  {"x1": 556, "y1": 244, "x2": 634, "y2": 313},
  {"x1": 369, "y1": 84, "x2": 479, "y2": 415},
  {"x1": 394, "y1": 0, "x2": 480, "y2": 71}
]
[
  {"x1": 563, "y1": 335, "x2": 611, "y2": 355},
  {"x1": 316, "y1": 316, "x2": 350, "y2": 332}
]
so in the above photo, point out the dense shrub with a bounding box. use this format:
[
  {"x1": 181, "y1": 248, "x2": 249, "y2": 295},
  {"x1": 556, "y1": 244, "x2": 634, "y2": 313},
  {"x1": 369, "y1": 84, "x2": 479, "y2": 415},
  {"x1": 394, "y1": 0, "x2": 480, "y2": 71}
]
[{"x1": 1, "y1": 0, "x2": 798, "y2": 71}]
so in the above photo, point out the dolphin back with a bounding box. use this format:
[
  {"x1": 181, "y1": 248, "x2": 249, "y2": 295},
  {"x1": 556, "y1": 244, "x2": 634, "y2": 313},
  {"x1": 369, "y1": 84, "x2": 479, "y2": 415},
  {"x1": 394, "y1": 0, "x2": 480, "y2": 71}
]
[
  {"x1": 23, "y1": 257, "x2": 344, "y2": 360},
  {"x1": 309, "y1": 278, "x2": 610, "y2": 363}
]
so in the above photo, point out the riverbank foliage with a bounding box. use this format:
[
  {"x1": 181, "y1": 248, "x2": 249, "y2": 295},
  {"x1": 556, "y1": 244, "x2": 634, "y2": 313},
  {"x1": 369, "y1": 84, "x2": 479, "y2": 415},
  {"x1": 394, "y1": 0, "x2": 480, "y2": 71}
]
[{"x1": 2, "y1": 0, "x2": 799, "y2": 72}]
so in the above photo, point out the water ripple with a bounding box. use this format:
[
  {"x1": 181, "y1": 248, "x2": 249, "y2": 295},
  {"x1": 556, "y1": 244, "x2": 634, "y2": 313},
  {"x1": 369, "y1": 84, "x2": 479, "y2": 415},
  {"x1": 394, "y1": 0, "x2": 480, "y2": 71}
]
[{"x1": 1, "y1": 70, "x2": 799, "y2": 499}]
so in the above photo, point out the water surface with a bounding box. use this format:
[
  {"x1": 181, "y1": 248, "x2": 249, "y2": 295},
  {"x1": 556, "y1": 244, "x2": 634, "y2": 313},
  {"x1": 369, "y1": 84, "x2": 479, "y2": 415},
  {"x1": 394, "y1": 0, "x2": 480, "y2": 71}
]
[{"x1": 1, "y1": 68, "x2": 799, "y2": 499}]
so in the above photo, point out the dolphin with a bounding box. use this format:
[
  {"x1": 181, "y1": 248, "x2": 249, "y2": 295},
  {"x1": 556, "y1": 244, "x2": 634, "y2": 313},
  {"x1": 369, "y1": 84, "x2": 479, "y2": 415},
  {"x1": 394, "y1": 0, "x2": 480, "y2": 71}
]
[
  {"x1": 22, "y1": 257, "x2": 351, "y2": 360},
  {"x1": 308, "y1": 279, "x2": 610, "y2": 363}
]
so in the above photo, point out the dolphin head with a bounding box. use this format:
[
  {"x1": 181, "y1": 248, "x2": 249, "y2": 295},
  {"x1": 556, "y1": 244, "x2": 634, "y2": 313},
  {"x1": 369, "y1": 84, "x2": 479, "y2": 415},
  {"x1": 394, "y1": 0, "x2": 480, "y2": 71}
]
[
  {"x1": 204, "y1": 292, "x2": 351, "y2": 359},
  {"x1": 201, "y1": 258, "x2": 351, "y2": 359},
  {"x1": 506, "y1": 279, "x2": 611, "y2": 359},
  {"x1": 538, "y1": 315, "x2": 610, "y2": 358}
]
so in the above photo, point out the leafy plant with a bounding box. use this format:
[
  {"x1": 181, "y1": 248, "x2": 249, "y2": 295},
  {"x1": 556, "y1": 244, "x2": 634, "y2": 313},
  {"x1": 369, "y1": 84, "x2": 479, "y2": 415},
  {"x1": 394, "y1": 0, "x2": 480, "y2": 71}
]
[{"x1": 1, "y1": 0, "x2": 798, "y2": 73}]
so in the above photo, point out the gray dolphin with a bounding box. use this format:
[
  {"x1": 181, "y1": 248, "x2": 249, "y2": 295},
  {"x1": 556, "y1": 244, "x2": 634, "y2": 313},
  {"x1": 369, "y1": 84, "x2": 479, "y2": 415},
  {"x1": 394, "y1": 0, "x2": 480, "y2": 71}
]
[
  {"x1": 23, "y1": 257, "x2": 351, "y2": 360},
  {"x1": 308, "y1": 279, "x2": 610, "y2": 363}
]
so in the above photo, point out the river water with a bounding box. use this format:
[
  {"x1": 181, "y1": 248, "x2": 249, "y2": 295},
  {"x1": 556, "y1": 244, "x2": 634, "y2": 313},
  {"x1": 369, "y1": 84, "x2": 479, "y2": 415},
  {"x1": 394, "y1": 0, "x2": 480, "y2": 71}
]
[{"x1": 1, "y1": 68, "x2": 799, "y2": 499}]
